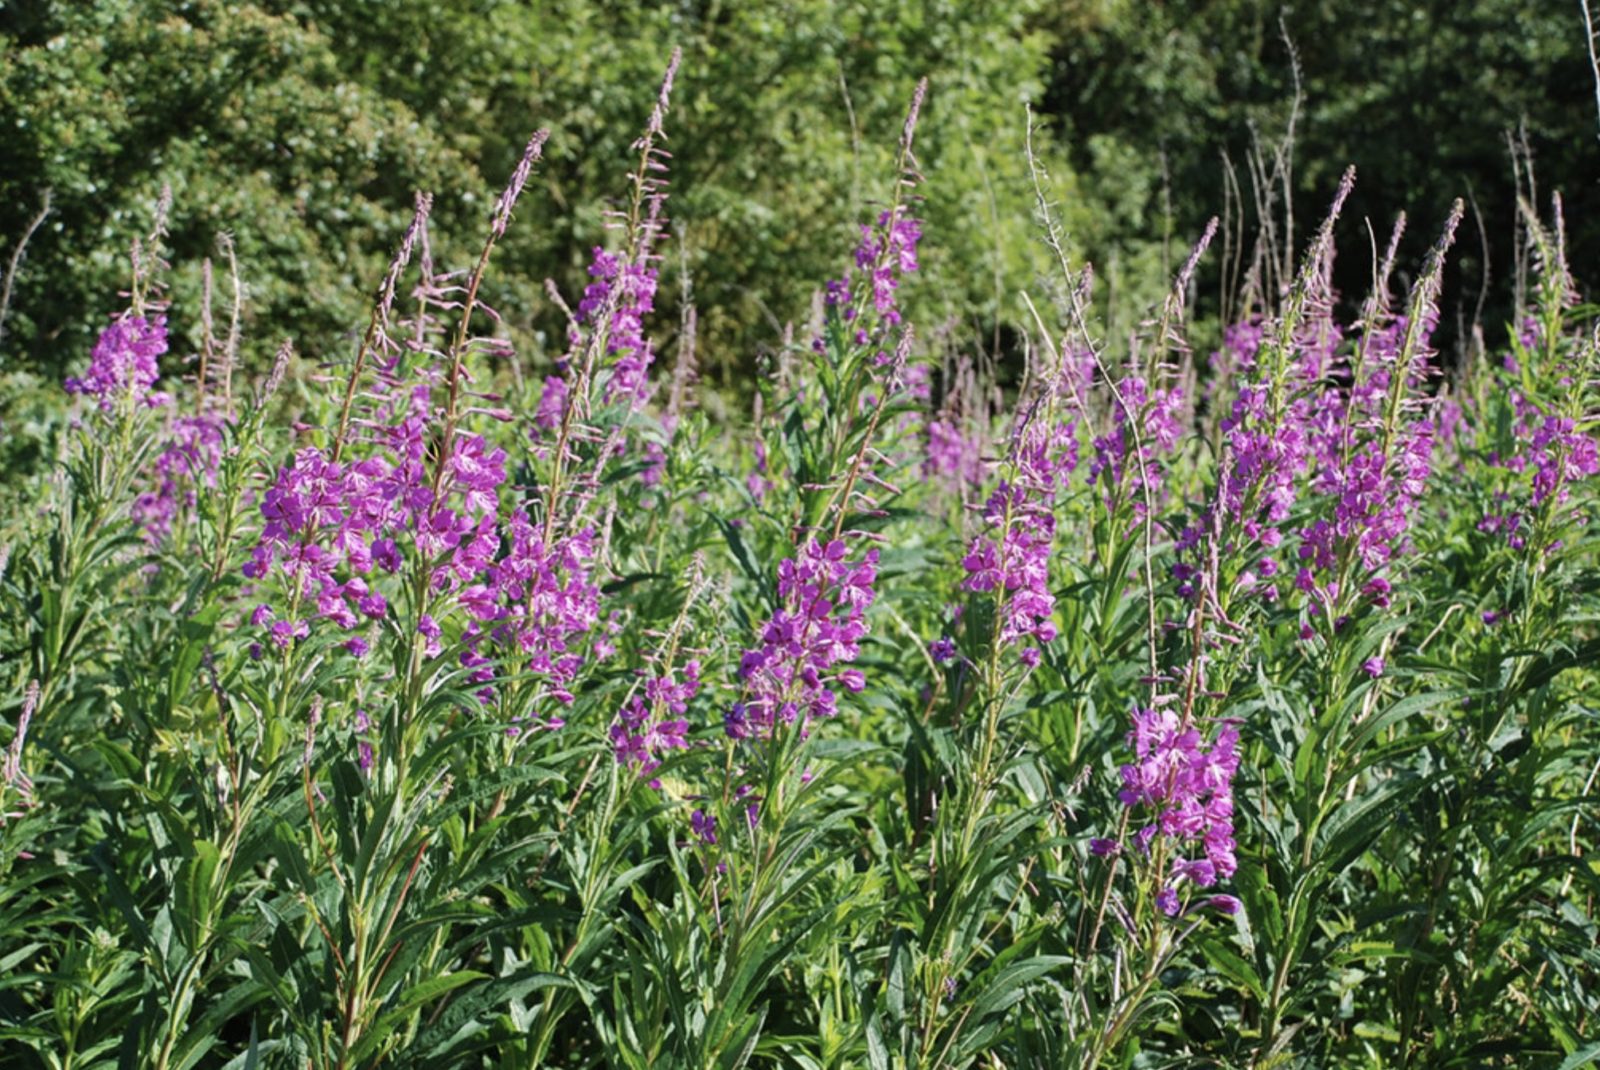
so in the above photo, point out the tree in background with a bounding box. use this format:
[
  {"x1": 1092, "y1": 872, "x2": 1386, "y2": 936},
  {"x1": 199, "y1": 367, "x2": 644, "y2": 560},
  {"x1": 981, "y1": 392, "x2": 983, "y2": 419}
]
[
  {"x1": 1042, "y1": 0, "x2": 1598, "y2": 358},
  {"x1": 2, "y1": 0, "x2": 1593, "y2": 387},
  {"x1": 0, "y1": 0, "x2": 1076, "y2": 385}
]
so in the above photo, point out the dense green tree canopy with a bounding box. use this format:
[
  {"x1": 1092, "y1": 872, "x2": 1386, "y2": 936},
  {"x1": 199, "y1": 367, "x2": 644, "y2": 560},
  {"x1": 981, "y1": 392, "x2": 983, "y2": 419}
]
[{"x1": 1, "y1": 0, "x2": 1594, "y2": 384}]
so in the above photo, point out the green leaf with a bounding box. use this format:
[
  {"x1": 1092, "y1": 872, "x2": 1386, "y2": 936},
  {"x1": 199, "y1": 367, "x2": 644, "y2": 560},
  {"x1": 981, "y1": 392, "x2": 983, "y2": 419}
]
[{"x1": 349, "y1": 971, "x2": 488, "y2": 1064}]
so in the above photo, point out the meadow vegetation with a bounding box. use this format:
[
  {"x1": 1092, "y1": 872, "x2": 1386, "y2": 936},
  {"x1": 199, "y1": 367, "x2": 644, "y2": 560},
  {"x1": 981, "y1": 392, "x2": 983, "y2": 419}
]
[{"x1": 2, "y1": 13, "x2": 1599, "y2": 1070}]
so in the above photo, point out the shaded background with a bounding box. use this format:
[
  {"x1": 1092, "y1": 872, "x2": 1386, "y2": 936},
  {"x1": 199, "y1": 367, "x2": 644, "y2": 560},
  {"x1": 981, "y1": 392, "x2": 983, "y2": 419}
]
[{"x1": 1, "y1": 0, "x2": 1595, "y2": 390}]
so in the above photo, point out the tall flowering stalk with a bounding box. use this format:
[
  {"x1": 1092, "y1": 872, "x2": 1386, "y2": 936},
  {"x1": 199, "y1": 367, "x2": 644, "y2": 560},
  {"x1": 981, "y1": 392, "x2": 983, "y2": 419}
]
[
  {"x1": 241, "y1": 134, "x2": 558, "y2": 764},
  {"x1": 706, "y1": 81, "x2": 926, "y2": 860},
  {"x1": 29, "y1": 195, "x2": 178, "y2": 718},
  {"x1": 538, "y1": 49, "x2": 680, "y2": 504},
  {"x1": 1479, "y1": 196, "x2": 1599, "y2": 568},
  {"x1": 1071, "y1": 223, "x2": 1253, "y2": 1060},
  {"x1": 66, "y1": 187, "x2": 175, "y2": 415},
  {"x1": 954, "y1": 338, "x2": 1083, "y2": 699},
  {"x1": 1196, "y1": 172, "x2": 1357, "y2": 613},
  {"x1": 1296, "y1": 201, "x2": 1463, "y2": 625},
  {"x1": 1, "y1": 681, "x2": 40, "y2": 852},
  {"x1": 133, "y1": 246, "x2": 245, "y2": 558}
]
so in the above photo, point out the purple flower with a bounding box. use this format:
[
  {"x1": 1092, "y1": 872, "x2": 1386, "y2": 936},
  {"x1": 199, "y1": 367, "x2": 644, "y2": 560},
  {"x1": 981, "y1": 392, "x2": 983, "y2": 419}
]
[
  {"x1": 1524, "y1": 412, "x2": 1598, "y2": 510},
  {"x1": 821, "y1": 206, "x2": 922, "y2": 347},
  {"x1": 1114, "y1": 706, "x2": 1240, "y2": 914},
  {"x1": 574, "y1": 245, "x2": 662, "y2": 407},
  {"x1": 1291, "y1": 227, "x2": 1456, "y2": 602},
  {"x1": 459, "y1": 513, "x2": 601, "y2": 709},
  {"x1": 729, "y1": 539, "x2": 878, "y2": 741},
  {"x1": 961, "y1": 481, "x2": 1058, "y2": 651},
  {"x1": 132, "y1": 412, "x2": 229, "y2": 546},
  {"x1": 1089, "y1": 375, "x2": 1182, "y2": 508},
  {"x1": 1206, "y1": 895, "x2": 1242, "y2": 915},
  {"x1": 611, "y1": 661, "x2": 700, "y2": 783},
  {"x1": 1362, "y1": 657, "x2": 1385, "y2": 678},
  {"x1": 929, "y1": 637, "x2": 957, "y2": 664},
  {"x1": 269, "y1": 619, "x2": 308, "y2": 650},
  {"x1": 691, "y1": 808, "x2": 716, "y2": 846},
  {"x1": 66, "y1": 315, "x2": 170, "y2": 411}
]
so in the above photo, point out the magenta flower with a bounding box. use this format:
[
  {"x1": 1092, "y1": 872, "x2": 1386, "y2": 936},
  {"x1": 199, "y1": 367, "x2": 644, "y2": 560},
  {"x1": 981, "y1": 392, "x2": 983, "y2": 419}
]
[
  {"x1": 132, "y1": 412, "x2": 229, "y2": 547},
  {"x1": 822, "y1": 205, "x2": 923, "y2": 351},
  {"x1": 66, "y1": 315, "x2": 171, "y2": 411},
  {"x1": 691, "y1": 808, "x2": 717, "y2": 846},
  {"x1": 1112, "y1": 706, "x2": 1240, "y2": 912},
  {"x1": 961, "y1": 481, "x2": 1057, "y2": 656},
  {"x1": 612, "y1": 661, "x2": 700, "y2": 784},
  {"x1": 1088, "y1": 376, "x2": 1183, "y2": 507},
  {"x1": 727, "y1": 539, "x2": 878, "y2": 741}
]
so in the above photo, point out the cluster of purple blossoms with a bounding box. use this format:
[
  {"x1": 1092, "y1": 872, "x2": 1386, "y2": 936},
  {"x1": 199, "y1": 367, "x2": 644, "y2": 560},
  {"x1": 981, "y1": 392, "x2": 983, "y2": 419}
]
[
  {"x1": 531, "y1": 55, "x2": 677, "y2": 473},
  {"x1": 247, "y1": 388, "x2": 602, "y2": 724},
  {"x1": 1527, "y1": 413, "x2": 1599, "y2": 507},
  {"x1": 1295, "y1": 318, "x2": 1437, "y2": 601},
  {"x1": 821, "y1": 206, "x2": 923, "y2": 351},
  {"x1": 1088, "y1": 376, "x2": 1183, "y2": 510},
  {"x1": 132, "y1": 412, "x2": 229, "y2": 546},
  {"x1": 1103, "y1": 705, "x2": 1240, "y2": 916},
  {"x1": 960, "y1": 405, "x2": 1079, "y2": 664},
  {"x1": 856, "y1": 208, "x2": 922, "y2": 328},
  {"x1": 1167, "y1": 375, "x2": 1308, "y2": 607},
  {"x1": 1219, "y1": 384, "x2": 1308, "y2": 543},
  {"x1": 244, "y1": 446, "x2": 389, "y2": 649},
  {"x1": 526, "y1": 248, "x2": 661, "y2": 490},
  {"x1": 1294, "y1": 205, "x2": 1461, "y2": 607},
  {"x1": 611, "y1": 660, "x2": 699, "y2": 783},
  {"x1": 460, "y1": 510, "x2": 601, "y2": 711},
  {"x1": 575, "y1": 245, "x2": 662, "y2": 407},
  {"x1": 961, "y1": 483, "x2": 1057, "y2": 663},
  {"x1": 1480, "y1": 400, "x2": 1599, "y2": 549},
  {"x1": 725, "y1": 539, "x2": 878, "y2": 740},
  {"x1": 531, "y1": 374, "x2": 568, "y2": 440},
  {"x1": 923, "y1": 418, "x2": 985, "y2": 491},
  {"x1": 66, "y1": 315, "x2": 172, "y2": 412}
]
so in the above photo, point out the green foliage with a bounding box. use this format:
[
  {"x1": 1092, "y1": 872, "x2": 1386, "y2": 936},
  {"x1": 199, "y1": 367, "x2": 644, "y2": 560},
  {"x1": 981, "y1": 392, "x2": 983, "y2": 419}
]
[
  {"x1": 1, "y1": 0, "x2": 1079, "y2": 384},
  {"x1": 1, "y1": 17, "x2": 1599, "y2": 1070},
  {"x1": 1041, "y1": 0, "x2": 1599, "y2": 351}
]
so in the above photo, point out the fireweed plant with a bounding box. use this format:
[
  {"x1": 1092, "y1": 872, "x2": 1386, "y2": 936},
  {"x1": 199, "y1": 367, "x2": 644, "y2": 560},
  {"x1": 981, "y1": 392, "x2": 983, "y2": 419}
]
[{"x1": 2, "y1": 62, "x2": 1599, "y2": 1070}]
